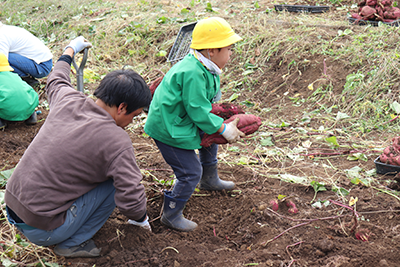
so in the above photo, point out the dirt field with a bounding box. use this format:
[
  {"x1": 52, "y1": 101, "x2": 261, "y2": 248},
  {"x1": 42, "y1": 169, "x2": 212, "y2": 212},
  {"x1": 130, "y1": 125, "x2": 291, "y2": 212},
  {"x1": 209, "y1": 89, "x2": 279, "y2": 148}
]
[{"x1": 2, "y1": 1, "x2": 400, "y2": 267}]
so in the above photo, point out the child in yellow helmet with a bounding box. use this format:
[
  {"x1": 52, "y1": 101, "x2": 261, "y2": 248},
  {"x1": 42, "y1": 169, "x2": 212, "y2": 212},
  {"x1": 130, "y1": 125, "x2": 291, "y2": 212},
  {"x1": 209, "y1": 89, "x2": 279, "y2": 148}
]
[
  {"x1": 144, "y1": 17, "x2": 243, "y2": 231},
  {"x1": 0, "y1": 53, "x2": 39, "y2": 129}
]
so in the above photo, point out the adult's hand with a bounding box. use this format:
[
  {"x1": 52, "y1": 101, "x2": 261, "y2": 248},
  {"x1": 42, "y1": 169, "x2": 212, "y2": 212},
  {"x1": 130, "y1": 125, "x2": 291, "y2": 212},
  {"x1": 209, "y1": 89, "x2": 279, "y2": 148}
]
[
  {"x1": 65, "y1": 36, "x2": 92, "y2": 54},
  {"x1": 128, "y1": 216, "x2": 152, "y2": 232},
  {"x1": 221, "y1": 117, "x2": 245, "y2": 143}
]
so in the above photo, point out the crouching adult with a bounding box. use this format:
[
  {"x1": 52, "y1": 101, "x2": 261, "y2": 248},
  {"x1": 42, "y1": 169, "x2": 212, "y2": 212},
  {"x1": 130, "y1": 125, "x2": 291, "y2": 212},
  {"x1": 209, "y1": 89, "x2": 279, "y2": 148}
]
[
  {"x1": 0, "y1": 22, "x2": 53, "y2": 86},
  {"x1": 4, "y1": 36, "x2": 152, "y2": 258},
  {"x1": 0, "y1": 53, "x2": 38, "y2": 129}
]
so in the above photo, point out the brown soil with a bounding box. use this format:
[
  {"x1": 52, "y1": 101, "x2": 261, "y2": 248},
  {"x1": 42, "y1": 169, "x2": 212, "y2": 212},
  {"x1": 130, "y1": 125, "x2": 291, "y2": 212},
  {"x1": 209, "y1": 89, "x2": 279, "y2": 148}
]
[{"x1": 2, "y1": 2, "x2": 400, "y2": 267}]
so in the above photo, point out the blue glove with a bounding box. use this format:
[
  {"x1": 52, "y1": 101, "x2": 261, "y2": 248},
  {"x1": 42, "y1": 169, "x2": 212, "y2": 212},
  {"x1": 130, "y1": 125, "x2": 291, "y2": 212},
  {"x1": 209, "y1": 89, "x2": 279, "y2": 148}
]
[{"x1": 65, "y1": 36, "x2": 92, "y2": 54}]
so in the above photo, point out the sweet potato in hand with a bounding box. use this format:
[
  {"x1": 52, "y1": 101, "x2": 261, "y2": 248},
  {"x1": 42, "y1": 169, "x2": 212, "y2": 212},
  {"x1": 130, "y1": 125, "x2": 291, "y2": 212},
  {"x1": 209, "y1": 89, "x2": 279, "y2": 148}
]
[{"x1": 200, "y1": 114, "x2": 262, "y2": 147}]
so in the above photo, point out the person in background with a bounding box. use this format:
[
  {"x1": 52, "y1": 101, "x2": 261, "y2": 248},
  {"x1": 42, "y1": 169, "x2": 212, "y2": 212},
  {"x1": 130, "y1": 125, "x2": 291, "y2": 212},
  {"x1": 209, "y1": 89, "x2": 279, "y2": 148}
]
[
  {"x1": 0, "y1": 53, "x2": 38, "y2": 129},
  {"x1": 144, "y1": 17, "x2": 244, "y2": 232},
  {"x1": 5, "y1": 36, "x2": 152, "y2": 258},
  {"x1": 0, "y1": 22, "x2": 53, "y2": 86}
]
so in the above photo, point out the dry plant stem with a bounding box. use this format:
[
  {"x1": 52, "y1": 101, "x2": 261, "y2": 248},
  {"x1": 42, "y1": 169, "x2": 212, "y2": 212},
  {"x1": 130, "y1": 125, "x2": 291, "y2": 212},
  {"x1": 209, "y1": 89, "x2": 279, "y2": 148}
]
[
  {"x1": 266, "y1": 208, "x2": 350, "y2": 222},
  {"x1": 261, "y1": 222, "x2": 311, "y2": 247},
  {"x1": 287, "y1": 259, "x2": 296, "y2": 267},
  {"x1": 329, "y1": 199, "x2": 359, "y2": 232},
  {"x1": 299, "y1": 149, "x2": 371, "y2": 157},
  {"x1": 371, "y1": 186, "x2": 400, "y2": 202},
  {"x1": 329, "y1": 200, "x2": 359, "y2": 218},
  {"x1": 382, "y1": 115, "x2": 399, "y2": 125},
  {"x1": 286, "y1": 241, "x2": 305, "y2": 260}
]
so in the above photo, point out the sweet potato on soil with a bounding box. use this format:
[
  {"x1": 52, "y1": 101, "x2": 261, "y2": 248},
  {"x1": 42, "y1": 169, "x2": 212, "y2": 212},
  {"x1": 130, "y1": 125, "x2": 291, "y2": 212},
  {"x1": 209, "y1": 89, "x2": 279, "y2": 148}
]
[
  {"x1": 355, "y1": 228, "x2": 372, "y2": 241},
  {"x1": 270, "y1": 199, "x2": 279, "y2": 211},
  {"x1": 200, "y1": 114, "x2": 262, "y2": 147},
  {"x1": 286, "y1": 200, "x2": 298, "y2": 214},
  {"x1": 211, "y1": 103, "x2": 245, "y2": 120}
]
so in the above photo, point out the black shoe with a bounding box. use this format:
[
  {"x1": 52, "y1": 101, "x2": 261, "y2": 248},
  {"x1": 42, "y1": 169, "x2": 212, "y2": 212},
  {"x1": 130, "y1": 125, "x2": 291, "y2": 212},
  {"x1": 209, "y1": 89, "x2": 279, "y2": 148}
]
[
  {"x1": 0, "y1": 118, "x2": 7, "y2": 130},
  {"x1": 25, "y1": 112, "x2": 37, "y2": 125},
  {"x1": 54, "y1": 239, "x2": 101, "y2": 258},
  {"x1": 21, "y1": 76, "x2": 39, "y2": 87}
]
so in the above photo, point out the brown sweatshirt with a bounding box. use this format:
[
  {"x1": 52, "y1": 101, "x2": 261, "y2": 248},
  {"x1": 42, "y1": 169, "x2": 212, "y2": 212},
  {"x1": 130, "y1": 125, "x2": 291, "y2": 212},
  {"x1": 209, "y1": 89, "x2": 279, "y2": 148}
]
[{"x1": 5, "y1": 59, "x2": 147, "y2": 231}]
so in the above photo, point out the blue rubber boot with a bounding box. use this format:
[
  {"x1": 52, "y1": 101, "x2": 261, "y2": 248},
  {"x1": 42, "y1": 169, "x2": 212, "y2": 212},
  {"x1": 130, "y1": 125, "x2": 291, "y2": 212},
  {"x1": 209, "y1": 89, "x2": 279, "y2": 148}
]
[
  {"x1": 161, "y1": 191, "x2": 197, "y2": 232},
  {"x1": 199, "y1": 164, "x2": 235, "y2": 191}
]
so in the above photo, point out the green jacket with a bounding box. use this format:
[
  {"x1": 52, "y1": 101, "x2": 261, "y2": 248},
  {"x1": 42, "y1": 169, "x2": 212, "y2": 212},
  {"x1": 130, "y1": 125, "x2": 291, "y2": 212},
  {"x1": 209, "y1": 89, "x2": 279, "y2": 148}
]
[
  {"x1": 0, "y1": 71, "x2": 38, "y2": 121},
  {"x1": 144, "y1": 54, "x2": 224, "y2": 149}
]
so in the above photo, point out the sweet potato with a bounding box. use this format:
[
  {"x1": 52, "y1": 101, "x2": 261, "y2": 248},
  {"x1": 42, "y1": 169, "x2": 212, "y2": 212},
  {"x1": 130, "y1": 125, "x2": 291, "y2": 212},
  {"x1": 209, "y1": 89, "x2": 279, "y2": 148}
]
[
  {"x1": 360, "y1": 5, "x2": 377, "y2": 19},
  {"x1": 148, "y1": 76, "x2": 163, "y2": 96},
  {"x1": 381, "y1": 0, "x2": 393, "y2": 6},
  {"x1": 200, "y1": 114, "x2": 262, "y2": 147},
  {"x1": 211, "y1": 103, "x2": 245, "y2": 120},
  {"x1": 355, "y1": 228, "x2": 372, "y2": 242},
  {"x1": 379, "y1": 136, "x2": 400, "y2": 166},
  {"x1": 286, "y1": 200, "x2": 298, "y2": 214},
  {"x1": 366, "y1": 0, "x2": 377, "y2": 6},
  {"x1": 352, "y1": 12, "x2": 363, "y2": 19},
  {"x1": 383, "y1": 7, "x2": 400, "y2": 19},
  {"x1": 270, "y1": 199, "x2": 279, "y2": 211}
]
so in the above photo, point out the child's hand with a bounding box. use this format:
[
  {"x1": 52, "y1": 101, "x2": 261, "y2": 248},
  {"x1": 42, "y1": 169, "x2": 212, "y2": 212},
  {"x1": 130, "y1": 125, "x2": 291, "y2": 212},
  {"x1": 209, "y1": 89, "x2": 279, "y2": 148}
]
[{"x1": 221, "y1": 117, "x2": 245, "y2": 143}]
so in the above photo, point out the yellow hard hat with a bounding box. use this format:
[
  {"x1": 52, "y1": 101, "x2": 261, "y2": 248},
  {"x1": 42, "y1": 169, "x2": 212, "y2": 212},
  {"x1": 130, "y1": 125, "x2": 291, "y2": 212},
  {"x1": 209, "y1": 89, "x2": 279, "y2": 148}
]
[
  {"x1": 190, "y1": 17, "x2": 242, "y2": 50},
  {"x1": 0, "y1": 53, "x2": 13, "y2": 72}
]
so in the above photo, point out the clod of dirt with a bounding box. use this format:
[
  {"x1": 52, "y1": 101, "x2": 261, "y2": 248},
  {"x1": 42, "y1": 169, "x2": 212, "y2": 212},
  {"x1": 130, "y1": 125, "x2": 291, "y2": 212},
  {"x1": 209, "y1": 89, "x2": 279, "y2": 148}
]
[{"x1": 315, "y1": 239, "x2": 335, "y2": 253}]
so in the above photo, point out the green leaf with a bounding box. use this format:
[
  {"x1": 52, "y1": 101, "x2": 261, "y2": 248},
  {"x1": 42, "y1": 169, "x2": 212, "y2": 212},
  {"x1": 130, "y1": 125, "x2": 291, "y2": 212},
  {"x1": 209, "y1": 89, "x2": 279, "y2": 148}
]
[
  {"x1": 1, "y1": 259, "x2": 18, "y2": 267},
  {"x1": 390, "y1": 101, "x2": 400, "y2": 114},
  {"x1": 205, "y1": 2, "x2": 214, "y2": 12},
  {"x1": 156, "y1": 50, "x2": 167, "y2": 57},
  {"x1": 156, "y1": 16, "x2": 168, "y2": 24},
  {"x1": 312, "y1": 200, "x2": 330, "y2": 209},
  {"x1": 311, "y1": 180, "x2": 327, "y2": 192},
  {"x1": 260, "y1": 136, "x2": 274, "y2": 146},
  {"x1": 277, "y1": 194, "x2": 286, "y2": 200},
  {"x1": 346, "y1": 166, "x2": 363, "y2": 179},
  {"x1": 254, "y1": 1, "x2": 260, "y2": 8},
  {"x1": 347, "y1": 153, "x2": 368, "y2": 162},
  {"x1": 180, "y1": 8, "x2": 189, "y2": 14},
  {"x1": 332, "y1": 186, "x2": 350, "y2": 196},
  {"x1": 325, "y1": 136, "x2": 339, "y2": 147},
  {"x1": 0, "y1": 167, "x2": 15, "y2": 187},
  {"x1": 280, "y1": 173, "x2": 308, "y2": 185},
  {"x1": 0, "y1": 190, "x2": 4, "y2": 204},
  {"x1": 240, "y1": 100, "x2": 255, "y2": 107},
  {"x1": 336, "y1": 111, "x2": 350, "y2": 121},
  {"x1": 228, "y1": 93, "x2": 239, "y2": 102}
]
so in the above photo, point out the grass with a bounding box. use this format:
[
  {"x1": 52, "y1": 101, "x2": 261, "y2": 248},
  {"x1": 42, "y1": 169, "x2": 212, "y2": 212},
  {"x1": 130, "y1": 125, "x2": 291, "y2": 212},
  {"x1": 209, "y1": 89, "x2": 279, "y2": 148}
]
[{"x1": 2, "y1": 0, "x2": 400, "y2": 265}]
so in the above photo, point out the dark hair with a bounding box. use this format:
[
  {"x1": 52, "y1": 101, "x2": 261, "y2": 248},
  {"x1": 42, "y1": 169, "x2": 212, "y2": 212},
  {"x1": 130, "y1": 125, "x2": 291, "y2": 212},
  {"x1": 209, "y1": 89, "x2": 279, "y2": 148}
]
[{"x1": 94, "y1": 69, "x2": 152, "y2": 114}]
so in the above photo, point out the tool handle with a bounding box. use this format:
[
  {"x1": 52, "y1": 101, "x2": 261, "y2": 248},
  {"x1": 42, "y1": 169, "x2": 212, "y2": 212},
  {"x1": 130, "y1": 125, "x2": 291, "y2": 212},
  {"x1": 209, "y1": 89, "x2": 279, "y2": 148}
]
[{"x1": 72, "y1": 48, "x2": 89, "y2": 93}]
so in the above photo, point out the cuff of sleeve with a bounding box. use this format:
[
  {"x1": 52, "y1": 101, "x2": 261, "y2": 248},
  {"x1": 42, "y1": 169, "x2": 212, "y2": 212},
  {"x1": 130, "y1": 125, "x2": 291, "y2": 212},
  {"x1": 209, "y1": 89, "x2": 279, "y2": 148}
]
[
  {"x1": 219, "y1": 124, "x2": 226, "y2": 135},
  {"x1": 58, "y1": 55, "x2": 73, "y2": 65},
  {"x1": 136, "y1": 212, "x2": 147, "y2": 222}
]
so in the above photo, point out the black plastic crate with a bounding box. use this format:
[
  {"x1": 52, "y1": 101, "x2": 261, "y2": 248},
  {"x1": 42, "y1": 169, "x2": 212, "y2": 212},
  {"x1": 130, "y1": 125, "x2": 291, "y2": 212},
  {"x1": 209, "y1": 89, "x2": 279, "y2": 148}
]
[
  {"x1": 167, "y1": 22, "x2": 197, "y2": 65},
  {"x1": 348, "y1": 17, "x2": 400, "y2": 27},
  {"x1": 374, "y1": 156, "x2": 400, "y2": 175},
  {"x1": 274, "y1": 4, "x2": 330, "y2": 13}
]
